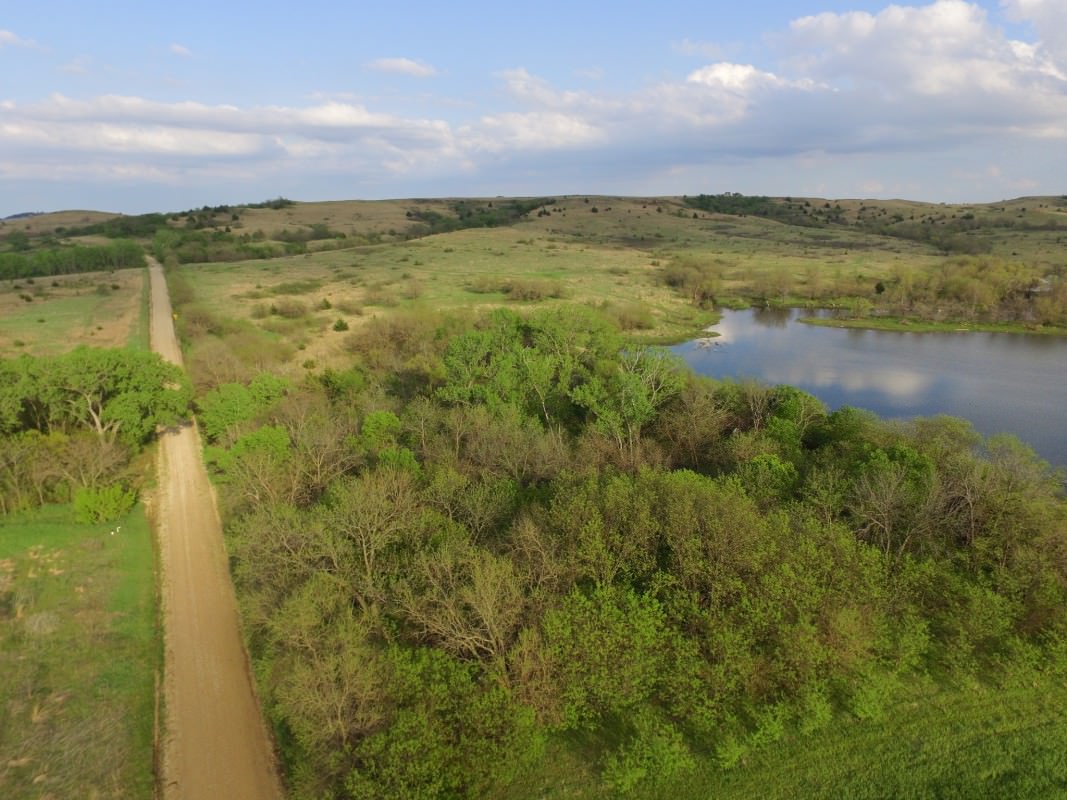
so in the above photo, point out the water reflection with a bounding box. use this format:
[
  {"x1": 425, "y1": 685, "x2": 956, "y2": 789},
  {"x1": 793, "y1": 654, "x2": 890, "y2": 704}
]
[
  {"x1": 676, "y1": 309, "x2": 1067, "y2": 466},
  {"x1": 751, "y1": 305, "x2": 792, "y2": 328}
]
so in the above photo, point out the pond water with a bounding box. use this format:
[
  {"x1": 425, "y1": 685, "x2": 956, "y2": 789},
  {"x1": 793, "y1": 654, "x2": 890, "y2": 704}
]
[{"x1": 674, "y1": 308, "x2": 1067, "y2": 467}]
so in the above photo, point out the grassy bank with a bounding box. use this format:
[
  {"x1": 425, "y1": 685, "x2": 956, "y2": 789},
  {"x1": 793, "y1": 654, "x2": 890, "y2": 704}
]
[
  {"x1": 694, "y1": 677, "x2": 1067, "y2": 800},
  {"x1": 798, "y1": 315, "x2": 1067, "y2": 336},
  {"x1": 0, "y1": 503, "x2": 158, "y2": 798}
]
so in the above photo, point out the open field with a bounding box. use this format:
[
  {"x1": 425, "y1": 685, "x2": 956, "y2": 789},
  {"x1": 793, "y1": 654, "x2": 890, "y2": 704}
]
[
  {"x1": 0, "y1": 267, "x2": 147, "y2": 356},
  {"x1": 0, "y1": 503, "x2": 157, "y2": 799},
  {"x1": 162, "y1": 194, "x2": 1067, "y2": 381},
  {"x1": 167, "y1": 220, "x2": 720, "y2": 377}
]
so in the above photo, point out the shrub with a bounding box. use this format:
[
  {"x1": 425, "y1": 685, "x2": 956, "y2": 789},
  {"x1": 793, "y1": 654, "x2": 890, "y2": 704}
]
[
  {"x1": 602, "y1": 709, "x2": 694, "y2": 794},
  {"x1": 74, "y1": 484, "x2": 136, "y2": 524},
  {"x1": 333, "y1": 318, "x2": 350, "y2": 332},
  {"x1": 273, "y1": 299, "x2": 309, "y2": 319},
  {"x1": 364, "y1": 288, "x2": 399, "y2": 307},
  {"x1": 503, "y1": 279, "x2": 565, "y2": 302},
  {"x1": 466, "y1": 276, "x2": 500, "y2": 294},
  {"x1": 334, "y1": 299, "x2": 364, "y2": 315},
  {"x1": 601, "y1": 301, "x2": 655, "y2": 331}
]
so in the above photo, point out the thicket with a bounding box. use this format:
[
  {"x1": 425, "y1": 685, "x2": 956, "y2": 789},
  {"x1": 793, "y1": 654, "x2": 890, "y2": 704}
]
[
  {"x1": 0, "y1": 239, "x2": 145, "y2": 280},
  {"x1": 152, "y1": 228, "x2": 294, "y2": 265},
  {"x1": 205, "y1": 307, "x2": 1067, "y2": 798},
  {"x1": 61, "y1": 213, "x2": 170, "y2": 239},
  {"x1": 684, "y1": 193, "x2": 812, "y2": 227},
  {"x1": 0, "y1": 348, "x2": 191, "y2": 514},
  {"x1": 681, "y1": 193, "x2": 1060, "y2": 255},
  {"x1": 661, "y1": 251, "x2": 1067, "y2": 326},
  {"x1": 404, "y1": 198, "x2": 555, "y2": 236}
]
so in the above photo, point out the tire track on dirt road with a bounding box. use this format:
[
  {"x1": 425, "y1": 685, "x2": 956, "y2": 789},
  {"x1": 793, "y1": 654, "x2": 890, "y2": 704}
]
[{"x1": 150, "y1": 260, "x2": 283, "y2": 799}]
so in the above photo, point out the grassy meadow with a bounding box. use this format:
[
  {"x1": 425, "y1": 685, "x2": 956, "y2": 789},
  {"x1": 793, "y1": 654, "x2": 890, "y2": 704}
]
[
  {"x1": 0, "y1": 504, "x2": 158, "y2": 799},
  {"x1": 153, "y1": 193, "x2": 1067, "y2": 389},
  {"x1": 0, "y1": 267, "x2": 148, "y2": 355}
]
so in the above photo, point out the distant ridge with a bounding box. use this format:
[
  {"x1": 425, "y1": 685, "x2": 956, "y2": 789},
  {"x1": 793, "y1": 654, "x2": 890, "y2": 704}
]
[{"x1": 3, "y1": 212, "x2": 43, "y2": 221}]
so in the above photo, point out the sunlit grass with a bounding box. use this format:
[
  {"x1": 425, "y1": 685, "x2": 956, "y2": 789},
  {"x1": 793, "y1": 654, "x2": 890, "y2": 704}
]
[{"x1": 0, "y1": 503, "x2": 157, "y2": 798}]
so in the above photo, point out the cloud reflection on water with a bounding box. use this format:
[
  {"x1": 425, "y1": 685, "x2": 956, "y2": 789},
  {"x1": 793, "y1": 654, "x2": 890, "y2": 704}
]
[{"x1": 678, "y1": 308, "x2": 1067, "y2": 466}]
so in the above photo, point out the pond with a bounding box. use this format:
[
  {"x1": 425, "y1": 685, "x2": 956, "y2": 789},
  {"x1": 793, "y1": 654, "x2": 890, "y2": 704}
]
[{"x1": 674, "y1": 308, "x2": 1067, "y2": 467}]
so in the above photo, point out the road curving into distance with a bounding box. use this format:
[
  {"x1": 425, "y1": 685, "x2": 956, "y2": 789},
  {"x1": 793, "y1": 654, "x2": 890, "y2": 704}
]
[{"x1": 149, "y1": 260, "x2": 283, "y2": 799}]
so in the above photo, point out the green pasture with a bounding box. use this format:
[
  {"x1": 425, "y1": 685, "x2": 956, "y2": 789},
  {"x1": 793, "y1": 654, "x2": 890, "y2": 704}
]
[
  {"x1": 0, "y1": 269, "x2": 147, "y2": 356},
  {"x1": 0, "y1": 503, "x2": 158, "y2": 799}
]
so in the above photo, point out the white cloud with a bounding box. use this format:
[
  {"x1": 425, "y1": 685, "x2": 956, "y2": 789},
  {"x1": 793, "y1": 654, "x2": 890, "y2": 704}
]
[
  {"x1": 0, "y1": 29, "x2": 36, "y2": 48},
  {"x1": 169, "y1": 43, "x2": 192, "y2": 57},
  {"x1": 0, "y1": 93, "x2": 460, "y2": 190},
  {"x1": 786, "y1": 0, "x2": 1065, "y2": 96},
  {"x1": 1002, "y1": 0, "x2": 1067, "y2": 61},
  {"x1": 685, "y1": 62, "x2": 817, "y2": 93},
  {"x1": 460, "y1": 111, "x2": 604, "y2": 153},
  {"x1": 368, "y1": 57, "x2": 437, "y2": 78},
  {"x1": 4, "y1": 1, "x2": 1067, "y2": 206}
]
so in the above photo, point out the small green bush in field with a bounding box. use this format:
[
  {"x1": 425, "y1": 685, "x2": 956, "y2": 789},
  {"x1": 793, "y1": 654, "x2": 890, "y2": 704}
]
[
  {"x1": 333, "y1": 318, "x2": 350, "y2": 331},
  {"x1": 602, "y1": 709, "x2": 695, "y2": 794},
  {"x1": 74, "y1": 484, "x2": 136, "y2": 524}
]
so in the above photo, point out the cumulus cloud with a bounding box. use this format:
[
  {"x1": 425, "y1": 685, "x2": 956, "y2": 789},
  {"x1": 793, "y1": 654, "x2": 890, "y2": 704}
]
[
  {"x1": 368, "y1": 57, "x2": 437, "y2": 78},
  {"x1": 786, "y1": 0, "x2": 1065, "y2": 94},
  {"x1": 1002, "y1": 0, "x2": 1067, "y2": 61},
  {"x1": 3, "y1": 1, "x2": 1066, "y2": 204},
  {"x1": 460, "y1": 111, "x2": 604, "y2": 153},
  {"x1": 0, "y1": 94, "x2": 459, "y2": 186}
]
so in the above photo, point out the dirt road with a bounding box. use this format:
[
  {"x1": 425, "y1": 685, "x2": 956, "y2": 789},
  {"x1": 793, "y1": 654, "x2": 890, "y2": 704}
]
[{"x1": 150, "y1": 261, "x2": 283, "y2": 799}]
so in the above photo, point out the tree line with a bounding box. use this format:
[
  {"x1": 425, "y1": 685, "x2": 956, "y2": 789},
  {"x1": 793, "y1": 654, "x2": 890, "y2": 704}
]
[
  {"x1": 0, "y1": 239, "x2": 145, "y2": 280},
  {"x1": 199, "y1": 307, "x2": 1067, "y2": 798}
]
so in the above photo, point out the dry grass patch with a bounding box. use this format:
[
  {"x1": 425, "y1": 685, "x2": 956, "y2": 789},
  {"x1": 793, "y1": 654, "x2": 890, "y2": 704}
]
[{"x1": 0, "y1": 268, "x2": 146, "y2": 356}]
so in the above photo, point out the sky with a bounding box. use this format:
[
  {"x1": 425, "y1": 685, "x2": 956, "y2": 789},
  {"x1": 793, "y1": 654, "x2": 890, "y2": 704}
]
[{"x1": 1, "y1": 0, "x2": 1065, "y2": 215}]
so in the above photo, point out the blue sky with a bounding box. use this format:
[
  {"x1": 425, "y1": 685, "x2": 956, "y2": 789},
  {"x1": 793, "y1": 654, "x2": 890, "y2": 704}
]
[{"x1": 1, "y1": 0, "x2": 1064, "y2": 215}]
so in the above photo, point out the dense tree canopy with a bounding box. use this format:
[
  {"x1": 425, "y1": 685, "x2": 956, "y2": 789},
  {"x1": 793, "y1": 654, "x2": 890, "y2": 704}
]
[
  {"x1": 206, "y1": 307, "x2": 1067, "y2": 799},
  {"x1": 0, "y1": 348, "x2": 191, "y2": 513}
]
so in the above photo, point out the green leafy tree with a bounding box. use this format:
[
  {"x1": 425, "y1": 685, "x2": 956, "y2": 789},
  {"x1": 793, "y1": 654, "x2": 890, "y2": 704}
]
[
  {"x1": 543, "y1": 585, "x2": 669, "y2": 729},
  {"x1": 2, "y1": 348, "x2": 190, "y2": 445},
  {"x1": 570, "y1": 347, "x2": 685, "y2": 457},
  {"x1": 346, "y1": 647, "x2": 542, "y2": 799},
  {"x1": 198, "y1": 373, "x2": 288, "y2": 442}
]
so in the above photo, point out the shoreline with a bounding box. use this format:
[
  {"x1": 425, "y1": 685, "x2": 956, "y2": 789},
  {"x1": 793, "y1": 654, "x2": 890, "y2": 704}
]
[{"x1": 796, "y1": 315, "x2": 1067, "y2": 336}]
